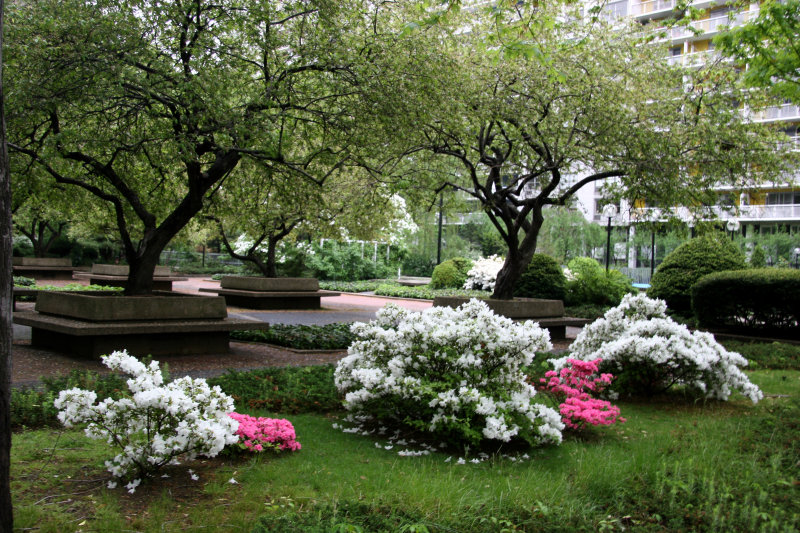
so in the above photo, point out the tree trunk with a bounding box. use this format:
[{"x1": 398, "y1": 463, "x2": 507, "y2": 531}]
[
  {"x1": 490, "y1": 207, "x2": 544, "y2": 300},
  {"x1": 0, "y1": 0, "x2": 15, "y2": 527},
  {"x1": 125, "y1": 247, "x2": 162, "y2": 295},
  {"x1": 265, "y1": 238, "x2": 278, "y2": 278}
]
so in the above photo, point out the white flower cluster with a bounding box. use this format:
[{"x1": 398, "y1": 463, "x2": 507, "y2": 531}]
[
  {"x1": 54, "y1": 350, "x2": 240, "y2": 482},
  {"x1": 334, "y1": 299, "x2": 564, "y2": 447},
  {"x1": 552, "y1": 294, "x2": 763, "y2": 403},
  {"x1": 463, "y1": 255, "x2": 505, "y2": 291}
]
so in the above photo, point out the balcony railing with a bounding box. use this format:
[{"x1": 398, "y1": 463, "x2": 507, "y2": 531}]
[
  {"x1": 666, "y1": 50, "x2": 717, "y2": 67},
  {"x1": 632, "y1": 0, "x2": 677, "y2": 16},
  {"x1": 669, "y1": 11, "x2": 754, "y2": 40},
  {"x1": 631, "y1": 204, "x2": 800, "y2": 222},
  {"x1": 753, "y1": 103, "x2": 800, "y2": 123}
]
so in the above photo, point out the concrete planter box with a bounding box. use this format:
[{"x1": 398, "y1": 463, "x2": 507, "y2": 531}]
[
  {"x1": 92, "y1": 264, "x2": 172, "y2": 276},
  {"x1": 12, "y1": 257, "x2": 73, "y2": 267},
  {"x1": 36, "y1": 291, "x2": 227, "y2": 322},
  {"x1": 220, "y1": 276, "x2": 320, "y2": 292},
  {"x1": 433, "y1": 296, "x2": 565, "y2": 319}
]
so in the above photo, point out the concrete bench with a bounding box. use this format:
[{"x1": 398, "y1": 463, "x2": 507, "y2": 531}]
[
  {"x1": 74, "y1": 264, "x2": 187, "y2": 291},
  {"x1": 199, "y1": 276, "x2": 340, "y2": 310},
  {"x1": 12, "y1": 288, "x2": 39, "y2": 311},
  {"x1": 12, "y1": 257, "x2": 77, "y2": 280},
  {"x1": 397, "y1": 276, "x2": 432, "y2": 287}
]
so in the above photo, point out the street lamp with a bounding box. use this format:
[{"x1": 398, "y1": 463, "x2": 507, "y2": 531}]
[
  {"x1": 602, "y1": 204, "x2": 618, "y2": 272},
  {"x1": 726, "y1": 218, "x2": 740, "y2": 241}
]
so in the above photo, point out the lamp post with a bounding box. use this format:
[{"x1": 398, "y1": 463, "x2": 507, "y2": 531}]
[
  {"x1": 602, "y1": 204, "x2": 618, "y2": 272},
  {"x1": 726, "y1": 218, "x2": 740, "y2": 241}
]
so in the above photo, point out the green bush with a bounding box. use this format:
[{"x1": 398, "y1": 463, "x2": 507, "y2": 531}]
[
  {"x1": 563, "y1": 257, "x2": 635, "y2": 306},
  {"x1": 208, "y1": 365, "x2": 340, "y2": 413},
  {"x1": 692, "y1": 268, "x2": 800, "y2": 337},
  {"x1": 514, "y1": 253, "x2": 566, "y2": 300},
  {"x1": 11, "y1": 369, "x2": 129, "y2": 429},
  {"x1": 430, "y1": 257, "x2": 473, "y2": 289},
  {"x1": 648, "y1": 234, "x2": 746, "y2": 315},
  {"x1": 750, "y1": 245, "x2": 767, "y2": 268},
  {"x1": 12, "y1": 276, "x2": 36, "y2": 287},
  {"x1": 231, "y1": 323, "x2": 356, "y2": 350}
]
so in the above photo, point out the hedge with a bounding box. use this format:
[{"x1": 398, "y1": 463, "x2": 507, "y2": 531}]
[
  {"x1": 430, "y1": 257, "x2": 473, "y2": 289},
  {"x1": 692, "y1": 268, "x2": 800, "y2": 338}
]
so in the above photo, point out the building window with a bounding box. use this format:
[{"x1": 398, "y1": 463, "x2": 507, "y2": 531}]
[{"x1": 766, "y1": 191, "x2": 800, "y2": 205}]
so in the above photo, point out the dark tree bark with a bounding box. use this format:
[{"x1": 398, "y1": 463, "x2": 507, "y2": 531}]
[
  {"x1": 217, "y1": 218, "x2": 300, "y2": 278},
  {"x1": 16, "y1": 219, "x2": 65, "y2": 257},
  {"x1": 0, "y1": 0, "x2": 15, "y2": 528}
]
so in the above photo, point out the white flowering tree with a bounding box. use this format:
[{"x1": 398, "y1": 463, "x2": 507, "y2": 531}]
[
  {"x1": 54, "y1": 351, "x2": 239, "y2": 486},
  {"x1": 335, "y1": 300, "x2": 564, "y2": 449},
  {"x1": 552, "y1": 294, "x2": 763, "y2": 403}
]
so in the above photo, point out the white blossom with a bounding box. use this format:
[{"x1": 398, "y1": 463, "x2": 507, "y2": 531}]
[
  {"x1": 54, "y1": 350, "x2": 240, "y2": 481},
  {"x1": 556, "y1": 293, "x2": 762, "y2": 403},
  {"x1": 463, "y1": 256, "x2": 505, "y2": 291},
  {"x1": 334, "y1": 299, "x2": 563, "y2": 448}
]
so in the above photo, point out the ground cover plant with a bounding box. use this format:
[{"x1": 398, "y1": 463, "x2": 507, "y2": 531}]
[
  {"x1": 318, "y1": 280, "x2": 394, "y2": 293},
  {"x1": 208, "y1": 365, "x2": 340, "y2": 414},
  {"x1": 230, "y1": 323, "x2": 356, "y2": 350},
  {"x1": 373, "y1": 284, "x2": 488, "y2": 300}
]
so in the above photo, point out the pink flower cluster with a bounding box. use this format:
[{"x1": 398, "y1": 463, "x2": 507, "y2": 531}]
[
  {"x1": 539, "y1": 358, "x2": 625, "y2": 430},
  {"x1": 228, "y1": 413, "x2": 302, "y2": 453}
]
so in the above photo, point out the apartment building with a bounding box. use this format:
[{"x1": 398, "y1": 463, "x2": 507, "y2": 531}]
[{"x1": 573, "y1": 0, "x2": 800, "y2": 240}]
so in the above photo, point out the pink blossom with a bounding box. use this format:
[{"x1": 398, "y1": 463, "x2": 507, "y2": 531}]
[
  {"x1": 228, "y1": 413, "x2": 302, "y2": 453},
  {"x1": 538, "y1": 358, "x2": 625, "y2": 430}
]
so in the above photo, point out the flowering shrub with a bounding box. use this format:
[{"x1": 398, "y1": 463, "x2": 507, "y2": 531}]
[
  {"x1": 334, "y1": 300, "x2": 564, "y2": 449},
  {"x1": 539, "y1": 358, "x2": 625, "y2": 430},
  {"x1": 229, "y1": 413, "x2": 301, "y2": 453},
  {"x1": 553, "y1": 294, "x2": 763, "y2": 403},
  {"x1": 54, "y1": 350, "x2": 239, "y2": 484},
  {"x1": 463, "y1": 255, "x2": 505, "y2": 291}
]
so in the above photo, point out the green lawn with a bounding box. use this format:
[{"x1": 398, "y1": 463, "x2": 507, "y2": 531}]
[{"x1": 10, "y1": 370, "x2": 799, "y2": 532}]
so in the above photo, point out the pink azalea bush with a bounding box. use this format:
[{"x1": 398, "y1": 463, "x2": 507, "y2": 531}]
[
  {"x1": 539, "y1": 358, "x2": 625, "y2": 431},
  {"x1": 228, "y1": 413, "x2": 301, "y2": 453}
]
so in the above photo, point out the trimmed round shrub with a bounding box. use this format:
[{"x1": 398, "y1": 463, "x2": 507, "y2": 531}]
[
  {"x1": 564, "y1": 257, "x2": 635, "y2": 306},
  {"x1": 556, "y1": 293, "x2": 762, "y2": 402},
  {"x1": 692, "y1": 268, "x2": 800, "y2": 337},
  {"x1": 514, "y1": 253, "x2": 566, "y2": 300},
  {"x1": 430, "y1": 257, "x2": 473, "y2": 289},
  {"x1": 334, "y1": 300, "x2": 563, "y2": 449},
  {"x1": 648, "y1": 234, "x2": 746, "y2": 315}
]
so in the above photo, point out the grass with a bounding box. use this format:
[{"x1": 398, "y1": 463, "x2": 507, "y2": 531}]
[{"x1": 11, "y1": 369, "x2": 800, "y2": 532}]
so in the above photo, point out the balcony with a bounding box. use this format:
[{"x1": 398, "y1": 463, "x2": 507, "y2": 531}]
[
  {"x1": 669, "y1": 11, "x2": 754, "y2": 41},
  {"x1": 631, "y1": 204, "x2": 800, "y2": 223},
  {"x1": 632, "y1": 0, "x2": 677, "y2": 17},
  {"x1": 666, "y1": 50, "x2": 717, "y2": 67},
  {"x1": 752, "y1": 103, "x2": 800, "y2": 123}
]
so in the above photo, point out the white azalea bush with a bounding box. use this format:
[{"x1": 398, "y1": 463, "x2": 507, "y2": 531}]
[
  {"x1": 552, "y1": 294, "x2": 762, "y2": 403},
  {"x1": 463, "y1": 255, "x2": 505, "y2": 291},
  {"x1": 54, "y1": 350, "x2": 239, "y2": 485},
  {"x1": 334, "y1": 300, "x2": 564, "y2": 449}
]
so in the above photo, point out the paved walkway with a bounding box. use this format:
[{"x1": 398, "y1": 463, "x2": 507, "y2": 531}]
[
  {"x1": 172, "y1": 276, "x2": 433, "y2": 326},
  {"x1": 12, "y1": 277, "x2": 434, "y2": 340}
]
